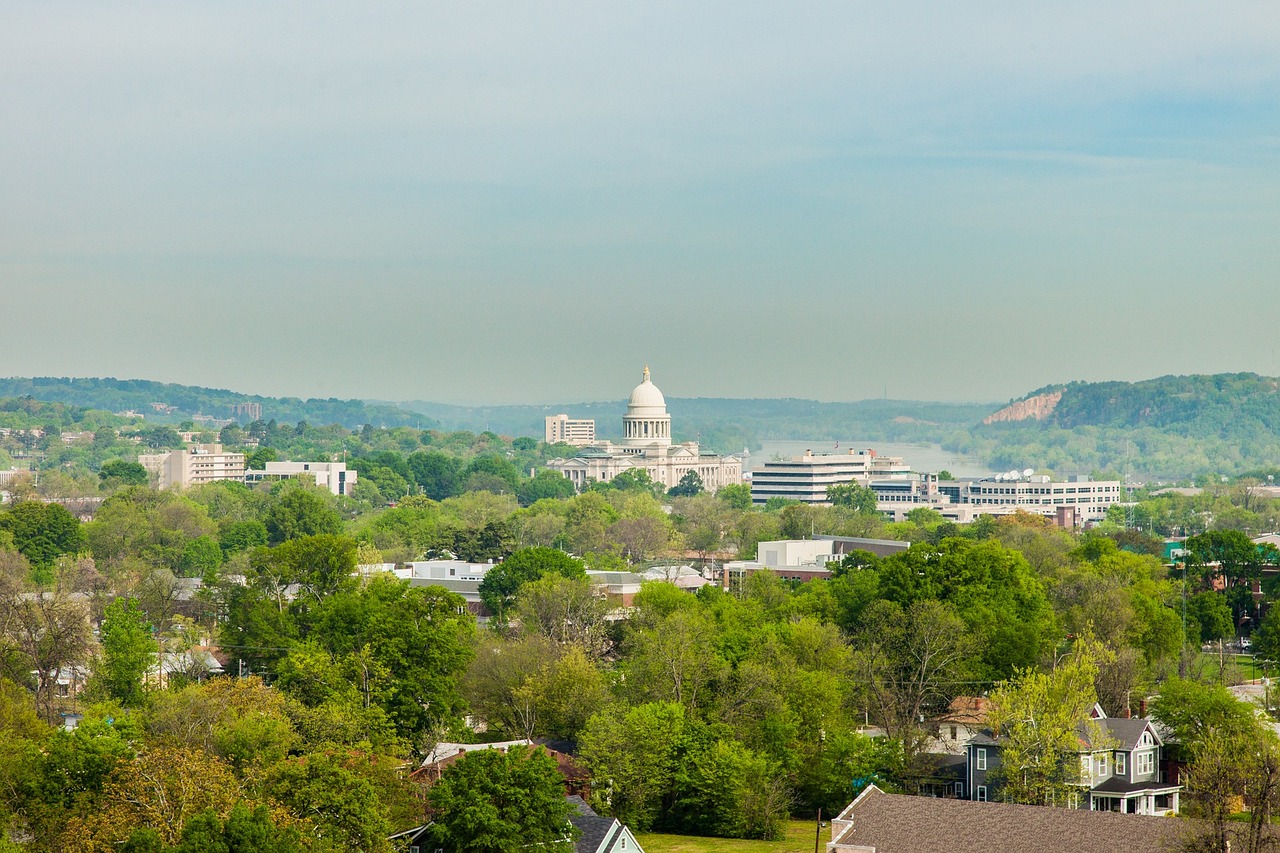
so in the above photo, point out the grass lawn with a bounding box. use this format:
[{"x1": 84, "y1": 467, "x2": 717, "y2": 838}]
[
  {"x1": 636, "y1": 819, "x2": 827, "y2": 853},
  {"x1": 1236, "y1": 654, "x2": 1268, "y2": 681}
]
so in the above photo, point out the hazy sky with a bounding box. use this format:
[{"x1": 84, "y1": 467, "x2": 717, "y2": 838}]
[{"x1": 3, "y1": 2, "x2": 1277, "y2": 405}]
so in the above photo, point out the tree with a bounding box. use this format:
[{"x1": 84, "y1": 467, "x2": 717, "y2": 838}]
[
  {"x1": 260, "y1": 751, "x2": 395, "y2": 852},
  {"x1": 0, "y1": 571, "x2": 92, "y2": 724},
  {"x1": 516, "y1": 470, "x2": 575, "y2": 507},
  {"x1": 99, "y1": 460, "x2": 149, "y2": 489},
  {"x1": 169, "y1": 804, "x2": 303, "y2": 853},
  {"x1": 985, "y1": 640, "x2": 1107, "y2": 806},
  {"x1": 513, "y1": 574, "x2": 611, "y2": 659},
  {"x1": 826, "y1": 482, "x2": 877, "y2": 514},
  {"x1": 426, "y1": 745, "x2": 576, "y2": 853},
  {"x1": 0, "y1": 500, "x2": 86, "y2": 570},
  {"x1": 579, "y1": 702, "x2": 686, "y2": 831},
  {"x1": 1187, "y1": 592, "x2": 1234, "y2": 643},
  {"x1": 92, "y1": 598, "x2": 156, "y2": 707},
  {"x1": 1255, "y1": 605, "x2": 1280, "y2": 664},
  {"x1": 407, "y1": 451, "x2": 462, "y2": 501},
  {"x1": 851, "y1": 599, "x2": 972, "y2": 785},
  {"x1": 668, "y1": 471, "x2": 704, "y2": 498},
  {"x1": 478, "y1": 547, "x2": 585, "y2": 621},
  {"x1": 716, "y1": 483, "x2": 752, "y2": 510},
  {"x1": 263, "y1": 487, "x2": 341, "y2": 544}
]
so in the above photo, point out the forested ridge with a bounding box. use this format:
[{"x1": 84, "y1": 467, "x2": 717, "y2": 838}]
[
  {"x1": 964, "y1": 373, "x2": 1280, "y2": 480},
  {"x1": 0, "y1": 378, "x2": 436, "y2": 431}
]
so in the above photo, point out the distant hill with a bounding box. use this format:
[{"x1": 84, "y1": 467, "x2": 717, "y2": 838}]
[
  {"x1": 403, "y1": 397, "x2": 1000, "y2": 455},
  {"x1": 965, "y1": 373, "x2": 1280, "y2": 480},
  {"x1": 0, "y1": 378, "x2": 437, "y2": 431}
]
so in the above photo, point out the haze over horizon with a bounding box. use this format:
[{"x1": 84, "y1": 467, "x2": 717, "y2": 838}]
[{"x1": 4, "y1": 3, "x2": 1277, "y2": 406}]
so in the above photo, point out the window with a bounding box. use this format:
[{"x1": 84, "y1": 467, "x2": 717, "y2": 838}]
[
  {"x1": 1115, "y1": 752, "x2": 1126, "y2": 775},
  {"x1": 1081, "y1": 755, "x2": 1091, "y2": 777},
  {"x1": 950, "y1": 725, "x2": 958, "y2": 741},
  {"x1": 1136, "y1": 751, "x2": 1155, "y2": 775},
  {"x1": 954, "y1": 782, "x2": 964, "y2": 797},
  {"x1": 976, "y1": 748, "x2": 987, "y2": 771},
  {"x1": 976, "y1": 786, "x2": 987, "y2": 802},
  {"x1": 1097, "y1": 755, "x2": 1108, "y2": 776}
]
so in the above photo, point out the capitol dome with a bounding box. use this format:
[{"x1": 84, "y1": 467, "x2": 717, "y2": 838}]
[
  {"x1": 627, "y1": 366, "x2": 667, "y2": 412},
  {"x1": 622, "y1": 366, "x2": 672, "y2": 446}
]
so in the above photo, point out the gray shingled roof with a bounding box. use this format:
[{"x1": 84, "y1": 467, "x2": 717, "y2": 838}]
[
  {"x1": 1097, "y1": 717, "x2": 1160, "y2": 750},
  {"x1": 831, "y1": 786, "x2": 1190, "y2": 853},
  {"x1": 567, "y1": 795, "x2": 621, "y2": 853}
]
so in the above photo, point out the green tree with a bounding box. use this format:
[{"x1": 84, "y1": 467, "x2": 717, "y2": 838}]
[
  {"x1": 826, "y1": 482, "x2": 877, "y2": 514},
  {"x1": 407, "y1": 451, "x2": 462, "y2": 501},
  {"x1": 1253, "y1": 605, "x2": 1280, "y2": 664},
  {"x1": 717, "y1": 483, "x2": 752, "y2": 510},
  {"x1": 99, "y1": 459, "x2": 149, "y2": 489},
  {"x1": 1187, "y1": 592, "x2": 1234, "y2": 643},
  {"x1": 516, "y1": 470, "x2": 575, "y2": 507},
  {"x1": 178, "y1": 536, "x2": 223, "y2": 579},
  {"x1": 93, "y1": 598, "x2": 156, "y2": 707},
  {"x1": 579, "y1": 702, "x2": 685, "y2": 831},
  {"x1": 478, "y1": 547, "x2": 585, "y2": 621},
  {"x1": 261, "y1": 752, "x2": 394, "y2": 852},
  {"x1": 264, "y1": 487, "x2": 341, "y2": 544},
  {"x1": 427, "y1": 745, "x2": 576, "y2": 853},
  {"x1": 170, "y1": 804, "x2": 303, "y2": 853},
  {"x1": 986, "y1": 639, "x2": 1106, "y2": 806},
  {"x1": 668, "y1": 471, "x2": 704, "y2": 498},
  {"x1": 244, "y1": 447, "x2": 277, "y2": 470},
  {"x1": 0, "y1": 500, "x2": 86, "y2": 570}
]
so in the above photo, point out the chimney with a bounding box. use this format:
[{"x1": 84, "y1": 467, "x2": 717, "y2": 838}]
[{"x1": 1139, "y1": 698, "x2": 1148, "y2": 719}]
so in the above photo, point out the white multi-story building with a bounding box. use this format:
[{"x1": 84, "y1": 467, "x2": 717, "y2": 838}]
[
  {"x1": 139, "y1": 444, "x2": 246, "y2": 489},
  {"x1": 545, "y1": 414, "x2": 597, "y2": 446},
  {"x1": 244, "y1": 460, "x2": 356, "y2": 496},
  {"x1": 546, "y1": 367, "x2": 743, "y2": 493},
  {"x1": 750, "y1": 448, "x2": 910, "y2": 505},
  {"x1": 870, "y1": 473, "x2": 1123, "y2": 523}
]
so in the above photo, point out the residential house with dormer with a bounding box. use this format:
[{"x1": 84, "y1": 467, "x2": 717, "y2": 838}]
[{"x1": 961, "y1": 704, "x2": 1180, "y2": 815}]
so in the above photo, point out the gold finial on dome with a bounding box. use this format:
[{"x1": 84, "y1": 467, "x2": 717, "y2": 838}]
[{"x1": 643, "y1": 365, "x2": 650, "y2": 382}]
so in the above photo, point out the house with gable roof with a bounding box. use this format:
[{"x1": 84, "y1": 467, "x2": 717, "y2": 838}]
[{"x1": 962, "y1": 703, "x2": 1180, "y2": 814}]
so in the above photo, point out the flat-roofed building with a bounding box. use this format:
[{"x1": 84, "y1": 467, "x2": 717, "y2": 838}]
[
  {"x1": 139, "y1": 444, "x2": 246, "y2": 490},
  {"x1": 545, "y1": 414, "x2": 597, "y2": 446},
  {"x1": 244, "y1": 460, "x2": 356, "y2": 496},
  {"x1": 750, "y1": 448, "x2": 910, "y2": 505}
]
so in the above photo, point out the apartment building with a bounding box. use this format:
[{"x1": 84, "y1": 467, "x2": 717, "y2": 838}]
[
  {"x1": 138, "y1": 444, "x2": 246, "y2": 489},
  {"x1": 545, "y1": 414, "x2": 597, "y2": 446}
]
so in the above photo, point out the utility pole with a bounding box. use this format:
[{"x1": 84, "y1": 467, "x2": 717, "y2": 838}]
[{"x1": 814, "y1": 807, "x2": 823, "y2": 853}]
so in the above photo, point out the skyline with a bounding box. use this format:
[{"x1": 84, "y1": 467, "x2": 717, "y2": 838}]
[{"x1": 3, "y1": 3, "x2": 1277, "y2": 406}]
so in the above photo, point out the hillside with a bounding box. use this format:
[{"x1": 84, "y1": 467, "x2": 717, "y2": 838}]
[
  {"x1": 0, "y1": 378, "x2": 437, "y2": 431},
  {"x1": 965, "y1": 373, "x2": 1280, "y2": 480}
]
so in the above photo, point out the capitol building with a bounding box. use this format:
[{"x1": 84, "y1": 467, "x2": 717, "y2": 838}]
[{"x1": 546, "y1": 367, "x2": 743, "y2": 493}]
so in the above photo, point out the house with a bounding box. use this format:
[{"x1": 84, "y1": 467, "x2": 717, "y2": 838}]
[
  {"x1": 962, "y1": 705, "x2": 1181, "y2": 814},
  {"x1": 567, "y1": 796, "x2": 645, "y2": 853},
  {"x1": 827, "y1": 784, "x2": 1188, "y2": 853},
  {"x1": 926, "y1": 695, "x2": 990, "y2": 756}
]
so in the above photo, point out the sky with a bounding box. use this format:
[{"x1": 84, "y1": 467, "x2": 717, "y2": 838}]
[{"x1": 2, "y1": 2, "x2": 1277, "y2": 406}]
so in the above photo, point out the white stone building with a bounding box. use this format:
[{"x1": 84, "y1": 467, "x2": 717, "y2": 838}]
[
  {"x1": 243, "y1": 460, "x2": 356, "y2": 496},
  {"x1": 546, "y1": 367, "x2": 743, "y2": 493}
]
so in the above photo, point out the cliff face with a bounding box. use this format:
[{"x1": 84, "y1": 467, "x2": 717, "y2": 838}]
[{"x1": 982, "y1": 390, "x2": 1063, "y2": 425}]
